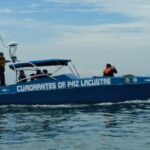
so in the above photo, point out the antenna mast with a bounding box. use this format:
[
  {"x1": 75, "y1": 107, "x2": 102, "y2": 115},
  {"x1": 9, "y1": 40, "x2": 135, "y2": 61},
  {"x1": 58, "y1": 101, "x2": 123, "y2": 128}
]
[{"x1": 8, "y1": 42, "x2": 18, "y2": 63}]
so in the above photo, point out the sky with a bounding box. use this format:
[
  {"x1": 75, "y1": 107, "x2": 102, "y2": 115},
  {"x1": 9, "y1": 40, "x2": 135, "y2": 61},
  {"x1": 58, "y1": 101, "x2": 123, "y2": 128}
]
[{"x1": 0, "y1": 0, "x2": 150, "y2": 83}]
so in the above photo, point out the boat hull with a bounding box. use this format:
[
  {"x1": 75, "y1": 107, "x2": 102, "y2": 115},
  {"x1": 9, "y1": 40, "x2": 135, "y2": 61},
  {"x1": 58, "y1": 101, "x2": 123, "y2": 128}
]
[{"x1": 0, "y1": 83, "x2": 150, "y2": 105}]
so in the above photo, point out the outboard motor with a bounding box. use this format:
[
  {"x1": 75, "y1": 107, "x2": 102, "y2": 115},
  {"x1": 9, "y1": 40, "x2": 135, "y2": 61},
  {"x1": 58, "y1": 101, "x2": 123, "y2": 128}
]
[{"x1": 9, "y1": 42, "x2": 18, "y2": 63}]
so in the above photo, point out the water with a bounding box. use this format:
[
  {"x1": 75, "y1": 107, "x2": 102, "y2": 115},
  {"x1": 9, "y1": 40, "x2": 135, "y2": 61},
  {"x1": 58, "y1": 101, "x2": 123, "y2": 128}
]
[{"x1": 0, "y1": 100, "x2": 150, "y2": 150}]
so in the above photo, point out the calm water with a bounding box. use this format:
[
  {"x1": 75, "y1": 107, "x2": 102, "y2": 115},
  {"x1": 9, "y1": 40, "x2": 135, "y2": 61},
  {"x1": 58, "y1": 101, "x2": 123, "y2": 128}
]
[{"x1": 0, "y1": 100, "x2": 150, "y2": 150}]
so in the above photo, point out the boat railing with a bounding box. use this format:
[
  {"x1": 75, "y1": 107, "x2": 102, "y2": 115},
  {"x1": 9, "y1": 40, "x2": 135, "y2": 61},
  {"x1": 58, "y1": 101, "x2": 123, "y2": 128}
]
[
  {"x1": 7, "y1": 72, "x2": 57, "y2": 86},
  {"x1": 29, "y1": 73, "x2": 57, "y2": 81}
]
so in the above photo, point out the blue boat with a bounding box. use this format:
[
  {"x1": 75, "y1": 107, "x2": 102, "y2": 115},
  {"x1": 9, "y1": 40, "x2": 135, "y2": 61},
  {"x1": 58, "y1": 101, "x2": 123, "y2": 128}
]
[{"x1": 0, "y1": 43, "x2": 150, "y2": 105}]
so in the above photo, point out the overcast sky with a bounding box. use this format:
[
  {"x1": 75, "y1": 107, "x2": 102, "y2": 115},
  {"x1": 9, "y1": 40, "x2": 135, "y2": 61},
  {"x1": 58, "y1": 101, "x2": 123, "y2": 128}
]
[{"x1": 0, "y1": 0, "x2": 150, "y2": 83}]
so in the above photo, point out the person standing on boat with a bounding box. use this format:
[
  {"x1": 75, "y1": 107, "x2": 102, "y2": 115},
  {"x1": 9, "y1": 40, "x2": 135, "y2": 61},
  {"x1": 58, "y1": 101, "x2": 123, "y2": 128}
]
[
  {"x1": 103, "y1": 63, "x2": 117, "y2": 77},
  {"x1": 0, "y1": 52, "x2": 6, "y2": 86}
]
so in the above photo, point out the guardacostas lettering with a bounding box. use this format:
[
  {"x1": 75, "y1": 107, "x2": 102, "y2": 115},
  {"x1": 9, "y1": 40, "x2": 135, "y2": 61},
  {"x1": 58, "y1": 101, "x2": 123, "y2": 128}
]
[
  {"x1": 17, "y1": 82, "x2": 56, "y2": 92},
  {"x1": 16, "y1": 78, "x2": 111, "y2": 92},
  {"x1": 80, "y1": 78, "x2": 111, "y2": 87}
]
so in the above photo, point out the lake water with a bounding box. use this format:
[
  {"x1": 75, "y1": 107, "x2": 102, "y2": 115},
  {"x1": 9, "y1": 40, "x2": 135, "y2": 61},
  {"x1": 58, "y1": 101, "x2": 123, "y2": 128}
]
[{"x1": 0, "y1": 100, "x2": 150, "y2": 150}]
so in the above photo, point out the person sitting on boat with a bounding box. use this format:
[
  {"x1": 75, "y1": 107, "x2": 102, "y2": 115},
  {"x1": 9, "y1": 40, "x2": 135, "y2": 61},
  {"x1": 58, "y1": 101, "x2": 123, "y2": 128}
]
[
  {"x1": 0, "y1": 52, "x2": 6, "y2": 86},
  {"x1": 103, "y1": 63, "x2": 117, "y2": 77},
  {"x1": 42, "y1": 69, "x2": 48, "y2": 78},
  {"x1": 43, "y1": 69, "x2": 48, "y2": 74},
  {"x1": 18, "y1": 70, "x2": 27, "y2": 82},
  {"x1": 35, "y1": 69, "x2": 42, "y2": 79}
]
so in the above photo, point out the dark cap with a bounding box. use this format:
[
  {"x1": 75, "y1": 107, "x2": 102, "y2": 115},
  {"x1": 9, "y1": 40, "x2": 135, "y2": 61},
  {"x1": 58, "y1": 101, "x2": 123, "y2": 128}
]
[{"x1": 106, "y1": 63, "x2": 111, "y2": 68}]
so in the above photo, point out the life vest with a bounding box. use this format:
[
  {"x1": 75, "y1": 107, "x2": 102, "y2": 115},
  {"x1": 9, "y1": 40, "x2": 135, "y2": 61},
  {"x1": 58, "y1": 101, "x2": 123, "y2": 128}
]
[
  {"x1": 103, "y1": 67, "x2": 112, "y2": 75},
  {"x1": 0, "y1": 57, "x2": 6, "y2": 68}
]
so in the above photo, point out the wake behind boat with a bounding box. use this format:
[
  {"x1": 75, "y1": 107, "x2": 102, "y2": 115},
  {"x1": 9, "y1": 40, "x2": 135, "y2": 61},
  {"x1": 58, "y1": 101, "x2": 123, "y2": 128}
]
[{"x1": 0, "y1": 42, "x2": 150, "y2": 105}]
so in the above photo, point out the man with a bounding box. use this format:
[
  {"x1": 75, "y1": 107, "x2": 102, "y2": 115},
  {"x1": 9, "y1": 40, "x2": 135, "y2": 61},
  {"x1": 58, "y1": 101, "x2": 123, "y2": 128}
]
[
  {"x1": 0, "y1": 52, "x2": 6, "y2": 86},
  {"x1": 103, "y1": 63, "x2": 117, "y2": 77},
  {"x1": 18, "y1": 70, "x2": 27, "y2": 82}
]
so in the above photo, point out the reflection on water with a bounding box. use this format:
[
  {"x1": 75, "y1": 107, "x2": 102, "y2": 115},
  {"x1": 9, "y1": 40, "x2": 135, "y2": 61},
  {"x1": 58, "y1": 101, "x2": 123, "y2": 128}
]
[{"x1": 0, "y1": 100, "x2": 150, "y2": 150}]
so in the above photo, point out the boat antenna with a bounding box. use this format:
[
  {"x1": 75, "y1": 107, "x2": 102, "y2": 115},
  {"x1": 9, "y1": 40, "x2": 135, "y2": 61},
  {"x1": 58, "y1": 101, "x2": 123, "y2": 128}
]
[{"x1": 0, "y1": 35, "x2": 8, "y2": 49}]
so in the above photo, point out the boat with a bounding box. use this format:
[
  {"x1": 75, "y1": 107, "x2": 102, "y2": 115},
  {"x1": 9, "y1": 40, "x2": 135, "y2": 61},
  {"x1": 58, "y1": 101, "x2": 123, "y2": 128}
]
[{"x1": 0, "y1": 42, "x2": 150, "y2": 105}]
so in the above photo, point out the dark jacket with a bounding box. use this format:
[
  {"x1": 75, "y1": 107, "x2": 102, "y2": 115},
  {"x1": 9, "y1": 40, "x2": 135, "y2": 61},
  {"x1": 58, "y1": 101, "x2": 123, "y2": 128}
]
[{"x1": 0, "y1": 56, "x2": 6, "y2": 68}]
